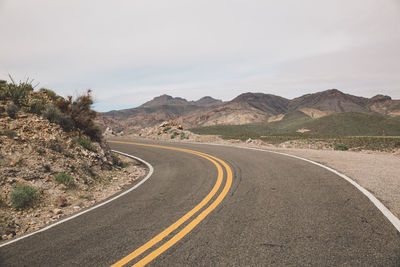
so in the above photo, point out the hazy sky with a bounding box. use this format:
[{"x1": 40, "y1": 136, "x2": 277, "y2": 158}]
[{"x1": 1, "y1": 0, "x2": 399, "y2": 111}]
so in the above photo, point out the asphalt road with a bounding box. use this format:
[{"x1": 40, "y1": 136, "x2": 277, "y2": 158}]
[{"x1": 1, "y1": 139, "x2": 399, "y2": 266}]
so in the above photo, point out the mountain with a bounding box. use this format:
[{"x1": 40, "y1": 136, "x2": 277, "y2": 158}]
[
  {"x1": 100, "y1": 89, "x2": 400, "y2": 133},
  {"x1": 367, "y1": 95, "x2": 400, "y2": 117},
  {"x1": 140, "y1": 94, "x2": 189, "y2": 107},
  {"x1": 100, "y1": 95, "x2": 224, "y2": 132},
  {"x1": 182, "y1": 93, "x2": 290, "y2": 126}
]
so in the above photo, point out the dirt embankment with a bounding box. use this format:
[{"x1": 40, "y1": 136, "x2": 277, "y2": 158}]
[{"x1": 0, "y1": 114, "x2": 147, "y2": 241}]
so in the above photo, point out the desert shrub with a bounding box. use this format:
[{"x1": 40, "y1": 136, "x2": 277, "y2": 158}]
[
  {"x1": 42, "y1": 104, "x2": 74, "y2": 131},
  {"x1": 55, "y1": 96, "x2": 72, "y2": 114},
  {"x1": 10, "y1": 185, "x2": 38, "y2": 209},
  {"x1": 83, "y1": 124, "x2": 102, "y2": 142},
  {"x1": 163, "y1": 126, "x2": 172, "y2": 132},
  {"x1": 42, "y1": 104, "x2": 61, "y2": 123},
  {"x1": 43, "y1": 164, "x2": 51, "y2": 172},
  {"x1": 58, "y1": 114, "x2": 74, "y2": 132},
  {"x1": 111, "y1": 153, "x2": 128, "y2": 168},
  {"x1": 395, "y1": 141, "x2": 400, "y2": 148},
  {"x1": 6, "y1": 104, "x2": 18, "y2": 119},
  {"x1": 70, "y1": 90, "x2": 102, "y2": 141},
  {"x1": 180, "y1": 132, "x2": 187, "y2": 140},
  {"x1": 7, "y1": 80, "x2": 33, "y2": 107},
  {"x1": 170, "y1": 131, "x2": 178, "y2": 139},
  {"x1": 334, "y1": 143, "x2": 349, "y2": 151},
  {"x1": 28, "y1": 98, "x2": 46, "y2": 115},
  {"x1": 0, "y1": 80, "x2": 7, "y2": 102},
  {"x1": 78, "y1": 137, "x2": 97, "y2": 152},
  {"x1": 0, "y1": 129, "x2": 17, "y2": 138},
  {"x1": 54, "y1": 173, "x2": 74, "y2": 186}
]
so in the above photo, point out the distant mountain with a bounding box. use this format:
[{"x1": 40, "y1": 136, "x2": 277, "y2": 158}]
[
  {"x1": 193, "y1": 96, "x2": 223, "y2": 106},
  {"x1": 288, "y1": 89, "x2": 369, "y2": 113},
  {"x1": 99, "y1": 89, "x2": 400, "y2": 134},
  {"x1": 100, "y1": 95, "x2": 224, "y2": 132},
  {"x1": 183, "y1": 93, "x2": 290, "y2": 126},
  {"x1": 140, "y1": 94, "x2": 189, "y2": 107}
]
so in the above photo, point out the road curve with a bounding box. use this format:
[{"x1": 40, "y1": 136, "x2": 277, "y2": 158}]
[{"x1": 1, "y1": 139, "x2": 399, "y2": 266}]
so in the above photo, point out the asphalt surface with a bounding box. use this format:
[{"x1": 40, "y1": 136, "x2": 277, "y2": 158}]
[{"x1": 1, "y1": 139, "x2": 399, "y2": 266}]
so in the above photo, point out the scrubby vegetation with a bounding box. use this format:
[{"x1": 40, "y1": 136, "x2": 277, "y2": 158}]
[
  {"x1": 111, "y1": 153, "x2": 128, "y2": 168},
  {"x1": 54, "y1": 173, "x2": 75, "y2": 186},
  {"x1": 10, "y1": 185, "x2": 38, "y2": 209},
  {"x1": 190, "y1": 112, "x2": 400, "y2": 151},
  {"x1": 6, "y1": 104, "x2": 18, "y2": 119},
  {"x1": 334, "y1": 143, "x2": 349, "y2": 151},
  {"x1": 77, "y1": 137, "x2": 97, "y2": 152},
  {"x1": 170, "y1": 131, "x2": 179, "y2": 139},
  {"x1": 0, "y1": 77, "x2": 101, "y2": 141}
]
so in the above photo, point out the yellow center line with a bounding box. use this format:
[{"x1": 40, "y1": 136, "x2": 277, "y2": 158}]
[{"x1": 108, "y1": 141, "x2": 232, "y2": 267}]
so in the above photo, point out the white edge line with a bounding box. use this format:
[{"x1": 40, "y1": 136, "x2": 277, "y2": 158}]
[
  {"x1": 0, "y1": 150, "x2": 154, "y2": 248},
  {"x1": 184, "y1": 140, "x2": 400, "y2": 233}
]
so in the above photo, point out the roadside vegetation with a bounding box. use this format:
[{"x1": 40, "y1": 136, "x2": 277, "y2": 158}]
[
  {"x1": 0, "y1": 77, "x2": 102, "y2": 141},
  {"x1": 10, "y1": 185, "x2": 38, "y2": 209},
  {"x1": 190, "y1": 112, "x2": 400, "y2": 151}
]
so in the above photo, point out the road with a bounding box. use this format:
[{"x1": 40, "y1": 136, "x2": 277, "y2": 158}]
[{"x1": 1, "y1": 139, "x2": 399, "y2": 266}]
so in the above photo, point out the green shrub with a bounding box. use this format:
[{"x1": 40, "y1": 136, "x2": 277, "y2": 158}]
[
  {"x1": 6, "y1": 104, "x2": 18, "y2": 119},
  {"x1": 334, "y1": 143, "x2": 349, "y2": 151},
  {"x1": 111, "y1": 153, "x2": 128, "y2": 168},
  {"x1": 28, "y1": 98, "x2": 46, "y2": 115},
  {"x1": 42, "y1": 104, "x2": 61, "y2": 122},
  {"x1": 10, "y1": 185, "x2": 38, "y2": 209},
  {"x1": 54, "y1": 173, "x2": 74, "y2": 186},
  {"x1": 180, "y1": 132, "x2": 186, "y2": 140},
  {"x1": 163, "y1": 126, "x2": 172, "y2": 132},
  {"x1": 395, "y1": 141, "x2": 400, "y2": 148},
  {"x1": 170, "y1": 131, "x2": 178, "y2": 139},
  {"x1": 7, "y1": 79, "x2": 33, "y2": 107},
  {"x1": 42, "y1": 104, "x2": 74, "y2": 131},
  {"x1": 78, "y1": 137, "x2": 97, "y2": 152},
  {"x1": 70, "y1": 90, "x2": 102, "y2": 141},
  {"x1": 0, "y1": 80, "x2": 7, "y2": 102}
]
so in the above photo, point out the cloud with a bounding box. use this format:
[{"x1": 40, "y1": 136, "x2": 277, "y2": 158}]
[{"x1": 0, "y1": 0, "x2": 399, "y2": 111}]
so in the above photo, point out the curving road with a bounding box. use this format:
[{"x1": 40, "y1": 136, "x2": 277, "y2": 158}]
[{"x1": 1, "y1": 139, "x2": 399, "y2": 266}]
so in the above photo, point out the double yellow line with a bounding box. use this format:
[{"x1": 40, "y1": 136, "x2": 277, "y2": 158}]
[{"x1": 108, "y1": 141, "x2": 233, "y2": 267}]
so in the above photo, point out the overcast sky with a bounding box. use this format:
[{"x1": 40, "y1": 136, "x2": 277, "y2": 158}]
[{"x1": 1, "y1": 0, "x2": 399, "y2": 111}]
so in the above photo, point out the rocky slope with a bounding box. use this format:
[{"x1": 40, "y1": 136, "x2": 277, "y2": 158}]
[
  {"x1": 101, "y1": 95, "x2": 224, "y2": 133},
  {"x1": 0, "y1": 81, "x2": 146, "y2": 241}
]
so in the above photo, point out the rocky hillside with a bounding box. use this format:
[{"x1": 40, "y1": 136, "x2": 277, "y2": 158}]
[
  {"x1": 100, "y1": 89, "x2": 400, "y2": 134},
  {"x1": 101, "y1": 95, "x2": 224, "y2": 133},
  {"x1": 0, "y1": 80, "x2": 146, "y2": 241}
]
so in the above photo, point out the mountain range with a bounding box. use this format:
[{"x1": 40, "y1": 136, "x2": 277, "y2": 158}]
[{"x1": 99, "y1": 89, "x2": 400, "y2": 134}]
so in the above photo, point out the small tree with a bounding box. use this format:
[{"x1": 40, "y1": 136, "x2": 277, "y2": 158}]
[{"x1": 70, "y1": 90, "x2": 102, "y2": 141}]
